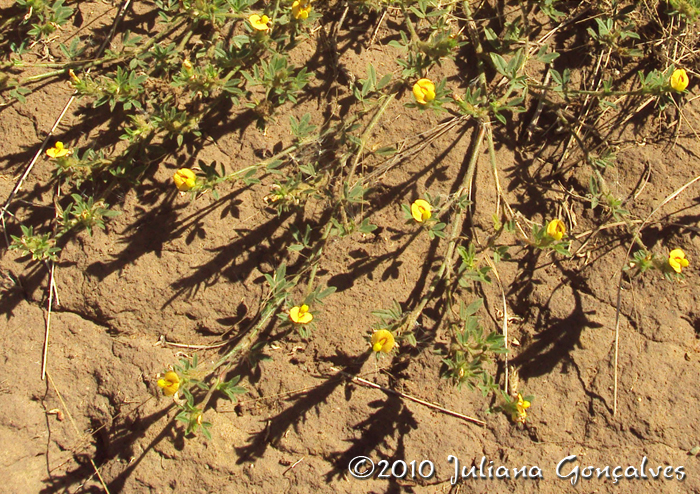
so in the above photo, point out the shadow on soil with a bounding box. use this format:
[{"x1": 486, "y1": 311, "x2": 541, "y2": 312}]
[{"x1": 38, "y1": 403, "x2": 175, "y2": 494}]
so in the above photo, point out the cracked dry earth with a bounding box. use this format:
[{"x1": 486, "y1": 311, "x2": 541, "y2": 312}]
[
  {"x1": 2, "y1": 4, "x2": 700, "y2": 494},
  {"x1": 3, "y1": 116, "x2": 700, "y2": 494}
]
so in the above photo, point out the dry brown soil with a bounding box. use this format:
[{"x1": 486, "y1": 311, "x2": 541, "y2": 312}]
[{"x1": 1, "y1": 1, "x2": 700, "y2": 493}]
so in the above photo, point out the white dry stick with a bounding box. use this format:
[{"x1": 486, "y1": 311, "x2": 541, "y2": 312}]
[
  {"x1": 484, "y1": 256, "x2": 509, "y2": 396},
  {"x1": 335, "y1": 369, "x2": 486, "y2": 426},
  {"x1": 0, "y1": 95, "x2": 77, "y2": 225},
  {"x1": 1, "y1": 0, "x2": 133, "y2": 228},
  {"x1": 41, "y1": 262, "x2": 56, "y2": 381},
  {"x1": 282, "y1": 457, "x2": 305, "y2": 476},
  {"x1": 367, "y1": 9, "x2": 387, "y2": 47},
  {"x1": 156, "y1": 335, "x2": 228, "y2": 350},
  {"x1": 50, "y1": 264, "x2": 61, "y2": 307},
  {"x1": 7, "y1": 0, "x2": 133, "y2": 380},
  {"x1": 26, "y1": 102, "x2": 78, "y2": 385}
]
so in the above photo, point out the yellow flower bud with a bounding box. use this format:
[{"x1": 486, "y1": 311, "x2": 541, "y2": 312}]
[
  {"x1": 410, "y1": 199, "x2": 432, "y2": 223},
  {"x1": 371, "y1": 329, "x2": 395, "y2": 353},
  {"x1": 412, "y1": 78, "x2": 436, "y2": 105},
  {"x1": 670, "y1": 68, "x2": 689, "y2": 92},
  {"x1": 173, "y1": 168, "x2": 197, "y2": 191},
  {"x1": 546, "y1": 219, "x2": 566, "y2": 241},
  {"x1": 68, "y1": 69, "x2": 81, "y2": 84}
]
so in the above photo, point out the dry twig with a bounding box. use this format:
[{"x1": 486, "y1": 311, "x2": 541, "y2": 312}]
[{"x1": 335, "y1": 369, "x2": 486, "y2": 426}]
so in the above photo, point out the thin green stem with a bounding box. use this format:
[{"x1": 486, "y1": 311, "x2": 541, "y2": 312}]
[
  {"x1": 397, "y1": 121, "x2": 486, "y2": 334},
  {"x1": 402, "y1": 8, "x2": 421, "y2": 45},
  {"x1": 462, "y1": 1, "x2": 488, "y2": 92},
  {"x1": 198, "y1": 221, "x2": 334, "y2": 416},
  {"x1": 17, "y1": 19, "x2": 187, "y2": 86},
  {"x1": 0, "y1": 61, "x2": 67, "y2": 68},
  {"x1": 347, "y1": 92, "x2": 396, "y2": 185},
  {"x1": 530, "y1": 84, "x2": 657, "y2": 97},
  {"x1": 224, "y1": 136, "x2": 317, "y2": 183}
]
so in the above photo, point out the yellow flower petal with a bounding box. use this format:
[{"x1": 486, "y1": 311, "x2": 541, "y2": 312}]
[
  {"x1": 512, "y1": 393, "x2": 530, "y2": 423},
  {"x1": 669, "y1": 248, "x2": 689, "y2": 273},
  {"x1": 157, "y1": 371, "x2": 180, "y2": 396},
  {"x1": 68, "y1": 69, "x2": 80, "y2": 84},
  {"x1": 292, "y1": 0, "x2": 312, "y2": 19},
  {"x1": 546, "y1": 219, "x2": 566, "y2": 241},
  {"x1": 249, "y1": 14, "x2": 271, "y2": 31},
  {"x1": 46, "y1": 141, "x2": 71, "y2": 159},
  {"x1": 411, "y1": 199, "x2": 432, "y2": 223},
  {"x1": 173, "y1": 168, "x2": 197, "y2": 191},
  {"x1": 371, "y1": 329, "x2": 395, "y2": 353},
  {"x1": 412, "y1": 78, "x2": 436, "y2": 105},
  {"x1": 289, "y1": 304, "x2": 313, "y2": 324},
  {"x1": 670, "y1": 68, "x2": 689, "y2": 92},
  {"x1": 517, "y1": 394, "x2": 530, "y2": 411}
]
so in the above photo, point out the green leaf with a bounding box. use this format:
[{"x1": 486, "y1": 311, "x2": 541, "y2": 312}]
[
  {"x1": 409, "y1": 6, "x2": 424, "y2": 18},
  {"x1": 484, "y1": 27, "x2": 498, "y2": 41},
  {"x1": 377, "y1": 73, "x2": 392, "y2": 90},
  {"x1": 317, "y1": 286, "x2": 337, "y2": 300},
  {"x1": 201, "y1": 424, "x2": 213, "y2": 440},
  {"x1": 404, "y1": 333, "x2": 417, "y2": 347},
  {"x1": 489, "y1": 53, "x2": 508, "y2": 76},
  {"x1": 358, "y1": 218, "x2": 377, "y2": 233},
  {"x1": 464, "y1": 298, "x2": 483, "y2": 316},
  {"x1": 536, "y1": 46, "x2": 559, "y2": 64},
  {"x1": 374, "y1": 146, "x2": 396, "y2": 157}
]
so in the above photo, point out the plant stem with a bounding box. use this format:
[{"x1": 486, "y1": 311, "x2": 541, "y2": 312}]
[
  {"x1": 197, "y1": 222, "x2": 334, "y2": 419},
  {"x1": 397, "y1": 121, "x2": 486, "y2": 334},
  {"x1": 347, "y1": 92, "x2": 397, "y2": 184},
  {"x1": 17, "y1": 19, "x2": 187, "y2": 86}
]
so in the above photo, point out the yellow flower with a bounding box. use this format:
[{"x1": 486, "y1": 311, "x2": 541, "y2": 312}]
[
  {"x1": 412, "y1": 78, "x2": 436, "y2": 105},
  {"x1": 511, "y1": 393, "x2": 530, "y2": 423},
  {"x1": 249, "y1": 14, "x2": 271, "y2": 31},
  {"x1": 546, "y1": 219, "x2": 566, "y2": 241},
  {"x1": 173, "y1": 168, "x2": 197, "y2": 191},
  {"x1": 411, "y1": 199, "x2": 432, "y2": 223},
  {"x1": 157, "y1": 371, "x2": 180, "y2": 396},
  {"x1": 289, "y1": 304, "x2": 313, "y2": 324},
  {"x1": 46, "y1": 141, "x2": 71, "y2": 159},
  {"x1": 668, "y1": 248, "x2": 689, "y2": 273},
  {"x1": 371, "y1": 329, "x2": 395, "y2": 353},
  {"x1": 68, "y1": 69, "x2": 80, "y2": 84},
  {"x1": 292, "y1": 0, "x2": 312, "y2": 20},
  {"x1": 670, "y1": 68, "x2": 689, "y2": 92}
]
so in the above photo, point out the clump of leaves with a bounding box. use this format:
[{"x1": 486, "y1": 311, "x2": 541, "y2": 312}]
[
  {"x1": 668, "y1": 0, "x2": 700, "y2": 20},
  {"x1": 58, "y1": 194, "x2": 120, "y2": 236},
  {"x1": 442, "y1": 298, "x2": 507, "y2": 395},
  {"x1": 10, "y1": 225, "x2": 61, "y2": 262}
]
